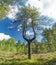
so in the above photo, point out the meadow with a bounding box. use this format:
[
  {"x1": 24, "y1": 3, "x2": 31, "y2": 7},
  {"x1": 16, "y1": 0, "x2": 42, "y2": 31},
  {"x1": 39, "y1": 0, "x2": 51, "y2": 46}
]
[
  {"x1": 0, "y1": 38, "x2": 56, "y2": 65},
  {"x1": 0, "y1": 51, "x2": 56, "y2": 65}
]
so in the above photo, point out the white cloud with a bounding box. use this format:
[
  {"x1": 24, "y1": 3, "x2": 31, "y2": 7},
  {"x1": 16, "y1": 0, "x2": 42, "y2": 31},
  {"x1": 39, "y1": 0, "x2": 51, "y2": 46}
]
[
  {"x1": 0, "y1": 33, "x2": 11, "y2": 41},
  {"x1": 41, "y1": 0, "x2": 56, "y2": 19},
  {"x1": 26, "y1": 0, "x2": 43, "y2": 12},
  {"x1": 26, "y1": 31, "x2": 34, "y2": 36},
  {"x1": 26, "y1": 0, "x2": 56, "y2": 19},
  {"x1": 7, "y1": 0, "x2": 56, "y2": 19},
  {"x1": 7, "y1": 5, "x2": 19, "y2": 19}
]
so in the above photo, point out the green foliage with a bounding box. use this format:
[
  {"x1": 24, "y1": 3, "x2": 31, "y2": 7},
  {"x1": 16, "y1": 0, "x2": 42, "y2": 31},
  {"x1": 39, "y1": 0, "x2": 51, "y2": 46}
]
[
  {"x1": 42, "y1": 28, "x2": 56, "y2": 52},
  {"x1": 0, "y1": 36, "x2": 56, "y2": 54},
  {"x1": 0, "y1": 4, "x2": 9, "y2": 19},
  {"x1": 20, "y1": 6, "x2": 39, "y2": 23},
  {"x1": 0, "y1": 38, "x2": 27, "y2": 53}
]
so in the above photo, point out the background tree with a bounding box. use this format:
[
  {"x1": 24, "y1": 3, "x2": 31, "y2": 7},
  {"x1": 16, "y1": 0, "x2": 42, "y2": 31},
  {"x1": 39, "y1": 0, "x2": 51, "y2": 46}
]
[
  {"x1": 7, "y1": 38, "x2": 16, "y2": 52},
  {"x1": 42, "y1": 28, "x2": 56, "y2": 52}
]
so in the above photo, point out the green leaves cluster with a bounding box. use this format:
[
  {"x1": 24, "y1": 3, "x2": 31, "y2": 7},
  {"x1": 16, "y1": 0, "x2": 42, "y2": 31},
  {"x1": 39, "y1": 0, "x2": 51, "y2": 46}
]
[
  {"x1": 20, "y1": 6, "x2": 39, "y2": 23},
  {"x1": 0, "y1": 38, "x2": 27, "y2": 53},
  {"x1": 42, "y1": 25, "x2": 56, "y2": 52},
  {"x1": 0, "y1": 4, "x2": 9, "y2": 19}
]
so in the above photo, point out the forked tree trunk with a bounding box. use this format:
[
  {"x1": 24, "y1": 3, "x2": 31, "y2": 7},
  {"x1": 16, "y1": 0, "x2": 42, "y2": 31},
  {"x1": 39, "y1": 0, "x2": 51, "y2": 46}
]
[{"x1": 22, "y1": 20, "x2": 36, "y2": 59}]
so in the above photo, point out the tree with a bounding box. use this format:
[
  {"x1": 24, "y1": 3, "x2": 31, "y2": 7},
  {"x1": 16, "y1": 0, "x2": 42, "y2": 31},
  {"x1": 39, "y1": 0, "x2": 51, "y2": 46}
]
[
  {"x1": 18, "y1": 6, "x2": 39, "y2": 59},
  {"x1": 16, "y1": 40, "x2": 22, "y2": 53},
  {"x1": 0, "y1": 0, "x2": 39, "y2": 59},
  {"x1": 32, "y1": 40, "x2": 40, "y2": 54},
  {"x1": 42, "y1": 28, "x2": 56, "y2": 52},
  {"x1": 7, "y1": 38, "x2": 16, "y2": 52},
  {"x1": 1, "y1": 39, "x2": 6, "y2": 51}
]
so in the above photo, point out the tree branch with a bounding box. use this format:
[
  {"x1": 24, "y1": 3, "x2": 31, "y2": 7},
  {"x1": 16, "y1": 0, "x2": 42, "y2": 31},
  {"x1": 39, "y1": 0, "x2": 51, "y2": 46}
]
[{"x1": 22, "y1": 19, "x2": 36, "y2": 43}]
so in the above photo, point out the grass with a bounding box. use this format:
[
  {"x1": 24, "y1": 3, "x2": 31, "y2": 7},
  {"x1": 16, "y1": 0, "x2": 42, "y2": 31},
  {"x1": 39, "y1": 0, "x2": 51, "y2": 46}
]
[{"x1": 0, "y1": 51, "x2": 56, "y2": 65}]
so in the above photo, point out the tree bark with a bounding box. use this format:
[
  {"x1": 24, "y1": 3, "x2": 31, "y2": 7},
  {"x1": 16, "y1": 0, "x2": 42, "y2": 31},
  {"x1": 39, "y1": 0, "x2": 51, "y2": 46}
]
[{"x1": 28, "y1": 41, "x2": 31, "y2": 59}]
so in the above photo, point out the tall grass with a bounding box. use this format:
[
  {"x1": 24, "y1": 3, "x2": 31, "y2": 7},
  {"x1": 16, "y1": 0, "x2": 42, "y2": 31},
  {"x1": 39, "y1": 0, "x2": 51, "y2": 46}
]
[{"x1": 0, "y1": 51, "x2": 56, "y2": 65}]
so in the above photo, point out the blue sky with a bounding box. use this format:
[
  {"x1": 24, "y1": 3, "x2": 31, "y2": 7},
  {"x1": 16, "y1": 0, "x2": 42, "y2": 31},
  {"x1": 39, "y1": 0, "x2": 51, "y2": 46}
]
[
  {"x1": 0, "y1": 0, "x2": 56, "y2": 42},
  {"x1": 0, "y1": 18, "x2": 24, "y2": 42}
]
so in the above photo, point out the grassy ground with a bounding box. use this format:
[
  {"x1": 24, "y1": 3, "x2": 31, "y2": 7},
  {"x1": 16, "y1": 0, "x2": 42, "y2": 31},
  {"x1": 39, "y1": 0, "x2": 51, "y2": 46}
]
[{"x1": 0, "y1": 51, "x2": 56, "y2": 65}]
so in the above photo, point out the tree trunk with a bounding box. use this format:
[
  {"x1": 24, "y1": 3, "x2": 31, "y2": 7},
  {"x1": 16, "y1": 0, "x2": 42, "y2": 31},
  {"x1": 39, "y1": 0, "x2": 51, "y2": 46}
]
[
  {"x1": 22, "y1": 20, "x2": 36, "y2": 59},
  {"x1": 28, "y1": 41, "x2": 31, "y2": 59}
]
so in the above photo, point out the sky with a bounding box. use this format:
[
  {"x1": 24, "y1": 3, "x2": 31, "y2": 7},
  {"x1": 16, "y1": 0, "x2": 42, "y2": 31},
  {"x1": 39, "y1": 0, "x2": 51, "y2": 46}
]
[
  {"x1": 26, "y1": 0, "x2": 56, "y2": 19},
  {"x1": 0, "y1": 0, "x2": 56, "y2": 42}
]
